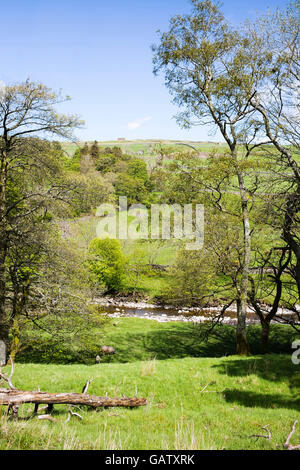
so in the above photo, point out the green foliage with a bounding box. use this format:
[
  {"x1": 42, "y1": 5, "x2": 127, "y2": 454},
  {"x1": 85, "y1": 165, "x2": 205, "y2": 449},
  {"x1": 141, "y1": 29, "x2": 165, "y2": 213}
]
[
  {"x1": 88, "y1": 238, "x2": 125, "y2": 292},
  {"x1": 67, "y1": 148, "x2": 81, "y2": 171},
  {"x1": 127, "y1": 158, "x2": 150, "y2": 185},
  {"x1": 70, "y1": 171, "x2": 115, "y2": 217},
  {"x1": 95, "y1": 153, "x2": 117, "y2": 173},
  {"x1": 90, "y1": 140, "x2": 100, "y2": 160},
  {"x1": 115, "y1": 173, "x2": 148, "y2": 205},
  {"x1": 18, "y1": 305, "x2": 106, "y2": 364},
  {"x1": 94, "y1": 146, "x2": 151, "y2": 204},
  {"x1": 163, "y1": 247, "x2": 215, "y2": 306}
]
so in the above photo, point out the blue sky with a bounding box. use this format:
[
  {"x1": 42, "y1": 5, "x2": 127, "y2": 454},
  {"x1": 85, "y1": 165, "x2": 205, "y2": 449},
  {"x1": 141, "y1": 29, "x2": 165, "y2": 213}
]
[{"x1": 0, "y1": 0, "x2": 290, "y2": 142}]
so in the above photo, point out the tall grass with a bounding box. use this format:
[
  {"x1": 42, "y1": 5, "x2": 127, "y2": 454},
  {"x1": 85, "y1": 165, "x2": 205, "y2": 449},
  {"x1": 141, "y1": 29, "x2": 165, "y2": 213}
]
[{"x1": 0, "y1": 352, "x2": 299, "y2": 450}]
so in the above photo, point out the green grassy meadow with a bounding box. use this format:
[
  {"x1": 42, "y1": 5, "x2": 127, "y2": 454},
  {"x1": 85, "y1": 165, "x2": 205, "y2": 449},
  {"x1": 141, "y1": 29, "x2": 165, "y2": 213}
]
[
  {"x1": 1, "y1": 354, "x2": 299, "y2": 450},
  {"x1": 1, "y1": 318, "x2": 299, "y2": 450}
]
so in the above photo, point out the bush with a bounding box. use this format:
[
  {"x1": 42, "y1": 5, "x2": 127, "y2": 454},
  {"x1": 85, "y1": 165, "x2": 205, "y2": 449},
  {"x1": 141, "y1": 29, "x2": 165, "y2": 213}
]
[
  {"x1": 115, "y1": 173, "x2": 148, "y2": 205},
  {"x1": 88, "y1": 238, "x2": 125, "y2": 292},
  {"x1": 95, "y1": 154, "x2": 117, "y2": 173},
  {"x1": 162, "y1": 248, "x2": 215, "y2": 306},
  {"x1": 127, "y1": 159, "x2": 149, "y2": 184}
]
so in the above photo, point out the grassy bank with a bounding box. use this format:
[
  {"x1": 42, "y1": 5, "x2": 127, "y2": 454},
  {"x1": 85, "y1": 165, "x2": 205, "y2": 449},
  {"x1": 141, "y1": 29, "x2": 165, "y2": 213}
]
[
  {"x1": 18, "y1": 317, "x2": 300, "y2": 364},
  {"x1": 0, "y1": 354, "x2": 299, "y2": 450}
]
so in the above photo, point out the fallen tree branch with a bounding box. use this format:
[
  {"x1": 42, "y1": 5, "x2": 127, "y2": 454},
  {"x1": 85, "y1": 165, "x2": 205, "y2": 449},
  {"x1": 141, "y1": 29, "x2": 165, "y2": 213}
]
[
  {"x1": 82, "y1": 379, "x2": 94, "y2": 394},
  {"x1": 66, "y1": 405, "x2": 83, "y2": 423},
  {"x1": 0, "y1": 358, "x2": 147, "y2": 418},
  {"x1": 0, "y1": 356, "x2": 16, "y2": 390},
  {"x1": 283, "y1": 420, "x2": 300, "y2": 450},
  {"x1": 37, "y1": 414, "x2": 56, "y2": 423},
  {"x1": 249, "y1": 425, "x2": 272, "y2": 442},
  {"x1": 200, "y1": 381, "x2": 216, "y2": 393},
  {"x1": 249, "y1": 421, "x2": 300, "y2": 449},
  {"x1": 0, "y1": 389, "x2": 147, "y2": 409}
]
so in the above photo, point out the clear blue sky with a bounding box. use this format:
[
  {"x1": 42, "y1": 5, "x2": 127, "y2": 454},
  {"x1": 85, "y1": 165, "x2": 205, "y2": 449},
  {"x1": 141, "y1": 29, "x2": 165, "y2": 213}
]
[{"x1": 0, "y1": 0, "x2": 290, "y2": 142}]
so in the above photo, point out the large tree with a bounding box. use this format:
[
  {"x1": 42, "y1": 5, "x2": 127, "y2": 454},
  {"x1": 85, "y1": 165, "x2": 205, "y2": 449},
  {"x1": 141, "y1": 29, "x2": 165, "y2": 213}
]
[
  {"x1": 0, "y1": 80, "x2": 82, "y2": 363},
  {"x1": 152, "y1": 0, "x2": 274, "y2": 354},
  {"x1": 247, "y1": 1, "x2": 300, "y2": 298}
]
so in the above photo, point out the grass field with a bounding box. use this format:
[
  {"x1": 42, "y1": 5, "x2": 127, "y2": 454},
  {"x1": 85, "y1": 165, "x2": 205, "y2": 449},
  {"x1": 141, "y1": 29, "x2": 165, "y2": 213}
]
[
  {"x1": 94, "y1": 318, "x2": 300, "y2": 363},
  {"x1": 2, "y1": 318, "x2": 299, "y2": 449},
  {"x1": 17, "y1": 316, "x2": 300, "y2": 365},
  {"x1": 1, "y1": 354, "x2": 299, "y2": 450},
  {"x1": 62, "y1": 139, "x2": 223, "y2": 159}
]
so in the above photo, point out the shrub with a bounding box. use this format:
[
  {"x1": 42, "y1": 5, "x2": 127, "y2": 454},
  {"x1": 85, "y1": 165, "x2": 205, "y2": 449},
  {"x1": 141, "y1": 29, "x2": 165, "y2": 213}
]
[
  {"x1": 162, "y1": 248, "x2": 215, "y2": 306},
  {"x1": 115, "y1": 174, "x2": 148, "y2": 205},
  {"x1": 127, "y1": 159, "x2": 149, "y2": 183},
  {"x1": 95, "y1": 154, "x2": 118, "y2": 173},
  {"x1": 88, "y1": 238, "x2": 125, "y2": 292}
]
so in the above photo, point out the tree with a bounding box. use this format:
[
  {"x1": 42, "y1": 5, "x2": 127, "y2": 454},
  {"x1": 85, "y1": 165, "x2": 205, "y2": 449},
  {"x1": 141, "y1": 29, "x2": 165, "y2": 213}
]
[
  {"x1": 7, "y1": 227, "x2": 104, "y2": 362},
  {"x1": 115, "y1": 173, "x2": 148, "y2": 205},
  {"x1": 90, "y1": 140, "x2": 100, "y2": 160},
  {"x1": 81, "y1": 142, "x2": 90, "y2": 156},
  {"x1": 127, "y1": 159, "x2": 150, "y2": 186},
  {"x1": 0, "y1": 80, "x2": 83, "y2": 364},
  {"x1": 88, "y1": 238, "x2": 125, "y2": 292},
  {"x1": 156, "y1": 148, "x2": 298, "y2": 352},
  {"x1": 246, "y1": 1, "x2": 300, "y2": 298},
  {"x1": 153, "y1": 0, "x2": 274, "y2": 354},
  {"x1": 248, "y1": 245, "x2": 297, "y2": 353},
  {"x1": 163, "y1": 246, "x2": 215, "y2": 306},
  {"x1": 95, "y1": 153, "x2": 117, "y2": 173}
]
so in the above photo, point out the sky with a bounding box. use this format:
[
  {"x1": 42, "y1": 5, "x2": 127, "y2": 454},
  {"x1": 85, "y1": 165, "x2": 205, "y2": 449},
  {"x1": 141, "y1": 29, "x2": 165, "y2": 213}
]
[{"x1": 0, "y1": 0, "x2": 291, "y2": 142}]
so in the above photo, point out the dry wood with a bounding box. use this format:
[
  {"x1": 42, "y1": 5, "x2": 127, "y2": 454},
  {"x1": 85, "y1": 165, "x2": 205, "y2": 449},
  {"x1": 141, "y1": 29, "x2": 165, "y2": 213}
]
[
  {"x1": 0, "y1": 356, "x2": 147, "y2": 420},
  {"x1": 66, "y1": 405, "x2": 83, "y2": 423},
  {"x1": 249, "y1": 425, "x2": 272, "y2": 442},
  {"x1": 37, "y1": 414, "x2": 56, "y2": 423},
  {"x1": 249, "y1": 421, "x2": 300, "y2": 449},
  {"x1": 0, "y1": 356, "x2": 16, "y2": 390},
  {"x1": 0, "y1": 389, "x2": 147, "y2": 408},
  {"x1": 283, "y1": 420, "x2": 300, "y2": 450}
]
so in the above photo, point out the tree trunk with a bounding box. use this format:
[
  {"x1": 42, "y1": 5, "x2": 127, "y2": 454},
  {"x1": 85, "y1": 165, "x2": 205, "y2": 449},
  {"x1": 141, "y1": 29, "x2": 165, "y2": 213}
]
[
  {"x1": 283, "y1": 187, "x2": 300, "y2": 300},
  {"x1": 0, "y1": 241, "x2": 9, "y2": 365},
  {"x1": 0, "y1": 148, "x2": 8, "y2": 365},
  {"x1": 236, "y1": 168, "x2": 251, "y2": 356},
  {"x1": 236, "y1": 299, "x2": 250, "y2": 355},
  {"x1": 0, "y1": 236, "x2": 8, "y2": 366},
  {"x1": 261, "y1": 320, "x2": 270, "y2": 354},
  {"x1": 0, "y1": 389, "x2": 147, "y2": 408}
]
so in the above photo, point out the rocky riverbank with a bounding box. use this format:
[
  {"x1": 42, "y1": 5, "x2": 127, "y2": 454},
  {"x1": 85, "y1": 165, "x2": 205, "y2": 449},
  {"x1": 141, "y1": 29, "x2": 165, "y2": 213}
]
[{"x1": 94, "y1": 297, "x2": 298, "y2": 325}]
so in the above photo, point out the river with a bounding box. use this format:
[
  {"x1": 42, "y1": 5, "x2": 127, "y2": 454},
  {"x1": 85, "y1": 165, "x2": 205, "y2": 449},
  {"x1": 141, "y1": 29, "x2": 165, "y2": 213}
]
[{"x1": 94, "y1": 298, "x2": 297, "y2": 325}]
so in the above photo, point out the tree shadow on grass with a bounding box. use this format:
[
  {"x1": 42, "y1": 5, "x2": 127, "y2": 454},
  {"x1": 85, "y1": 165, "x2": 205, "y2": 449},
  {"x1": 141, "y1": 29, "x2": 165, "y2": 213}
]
[
  {"x1": 142, "y1": 323, "x2": 236, "y2": 360},
  {"x1": 213, "y1": 356, "x2": 300, "y2": 412},
  {"x1": 222, "y1": 389, "x2": 300, "y2": 411},
  {"x1": 18, "y1": 322, "x2": 299, "y2": 364},
  {"x1": 102, "y1": 323, "x2": 237, "y2": 363},
  {"x1": 212, "y1": 355, "x2": 297, "y2": 382},
  {"x1": 103, "y1": 323, "x2": 297, "y2": 364}
]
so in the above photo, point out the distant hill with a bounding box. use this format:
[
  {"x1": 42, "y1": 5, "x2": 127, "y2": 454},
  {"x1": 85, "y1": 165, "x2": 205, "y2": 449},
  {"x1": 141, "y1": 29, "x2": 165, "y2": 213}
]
[{"x1": 61, "y1": 139, "x2": 224, "y2": 158}]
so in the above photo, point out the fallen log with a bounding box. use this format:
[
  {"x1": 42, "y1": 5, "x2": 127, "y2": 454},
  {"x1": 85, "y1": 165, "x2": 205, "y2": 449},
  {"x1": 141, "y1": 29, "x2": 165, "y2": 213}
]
[
  {"x1": 0, "y1": 389, "x2": 147, "y2": 408},
  {"x1": 0, "y1": 357, "x2": 147, "y2": 420}
]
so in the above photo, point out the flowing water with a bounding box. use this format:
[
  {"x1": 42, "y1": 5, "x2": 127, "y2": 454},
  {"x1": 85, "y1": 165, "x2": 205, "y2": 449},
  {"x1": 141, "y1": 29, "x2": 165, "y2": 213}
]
[{"x1": 94, "y1": 298, "x2": 297, "y2": 325}]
